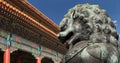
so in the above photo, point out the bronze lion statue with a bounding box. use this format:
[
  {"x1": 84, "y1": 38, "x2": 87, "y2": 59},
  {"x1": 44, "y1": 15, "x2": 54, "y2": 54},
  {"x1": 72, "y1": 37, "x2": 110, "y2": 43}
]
[{"x1": 58, "y1": 4, "x2": 120, "y2": 63}]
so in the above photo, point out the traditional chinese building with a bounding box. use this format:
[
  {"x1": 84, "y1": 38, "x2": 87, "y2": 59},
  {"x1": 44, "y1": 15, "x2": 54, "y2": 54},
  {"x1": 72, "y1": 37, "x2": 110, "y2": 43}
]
[{"x1": 0, "y1": 0, "x2": 67, "y2": 63}]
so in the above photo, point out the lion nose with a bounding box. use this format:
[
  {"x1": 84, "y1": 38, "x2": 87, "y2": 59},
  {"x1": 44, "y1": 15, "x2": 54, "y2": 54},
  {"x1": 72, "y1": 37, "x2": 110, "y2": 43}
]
[
  {"x1": 57, "y1": 33, "x2": 63, "y2": 38},
  {"x1": 57, "y1": 34, "x2": 60, "y2": 37},
  {"x1": 58, "y1": 32, "x2": 65, "y2": 37},
  {"x1": 61, "y1": 25, "x2": 67, "y2": 32},
  {"x1": 57, "y1": 33, "x2": 66, "y2": 44},
  {"x1": 57, "y1": 33, "x2": 64, "y2": 39},
  {"x1": 57, "y1": 33, "x2": 61, "y2": 39}
]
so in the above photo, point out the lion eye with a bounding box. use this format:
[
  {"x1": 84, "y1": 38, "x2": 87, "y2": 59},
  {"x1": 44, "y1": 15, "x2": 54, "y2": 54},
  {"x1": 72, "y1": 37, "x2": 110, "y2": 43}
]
[{"x1": 61, "y1": 24, "x2": 68, "y2": 31}]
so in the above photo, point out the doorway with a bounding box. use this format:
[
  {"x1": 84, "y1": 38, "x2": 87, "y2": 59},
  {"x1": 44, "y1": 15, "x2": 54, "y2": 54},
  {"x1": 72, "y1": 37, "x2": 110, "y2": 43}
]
[
  {"x1": 11, "y1": 49, "x2": 36, "y2": 63},
  {"x1": 41, "y1": 57, "x2": 54, "y2": 63}
]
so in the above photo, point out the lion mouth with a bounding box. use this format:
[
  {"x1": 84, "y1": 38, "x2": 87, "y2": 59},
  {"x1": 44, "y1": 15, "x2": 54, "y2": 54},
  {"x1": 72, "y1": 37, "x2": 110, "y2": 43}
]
[{"x1": 58, "y1": 32, "x2": 74, "y2": 44}]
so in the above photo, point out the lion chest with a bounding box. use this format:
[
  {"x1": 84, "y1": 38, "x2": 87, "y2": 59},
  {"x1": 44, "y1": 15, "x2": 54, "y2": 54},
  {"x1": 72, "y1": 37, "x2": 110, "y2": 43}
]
[{"x1": 80, "y1": 43, "x2": 108, "y2": 63}]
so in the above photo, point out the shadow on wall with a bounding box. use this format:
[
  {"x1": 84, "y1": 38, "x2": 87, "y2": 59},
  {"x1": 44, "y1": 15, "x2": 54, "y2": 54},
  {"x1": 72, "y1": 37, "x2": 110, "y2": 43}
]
[{"x1": 0, "y1": 49, "x2": 4, "y2": 63}]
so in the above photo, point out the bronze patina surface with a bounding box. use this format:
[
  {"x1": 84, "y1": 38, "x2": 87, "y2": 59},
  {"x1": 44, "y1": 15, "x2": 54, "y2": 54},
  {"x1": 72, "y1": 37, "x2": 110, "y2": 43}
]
[{"x1": 58, "y1": 4, "x2": 120, "y2": 63}]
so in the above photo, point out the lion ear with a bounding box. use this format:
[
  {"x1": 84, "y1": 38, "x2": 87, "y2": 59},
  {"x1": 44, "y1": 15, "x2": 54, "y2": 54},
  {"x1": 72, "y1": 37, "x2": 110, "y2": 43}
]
[
  {"x1": 71, "y1": 10, "x2": 75, "y2": 19},
  {"x1": 71, "y1": 10, "x2": 79, "y2": 19}
]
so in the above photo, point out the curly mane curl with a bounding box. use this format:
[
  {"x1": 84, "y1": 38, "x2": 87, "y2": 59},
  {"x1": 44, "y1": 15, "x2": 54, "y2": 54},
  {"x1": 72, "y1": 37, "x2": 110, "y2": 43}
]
[{"x1": 63, "y1": 4, "x2": 119, "y2": 45}]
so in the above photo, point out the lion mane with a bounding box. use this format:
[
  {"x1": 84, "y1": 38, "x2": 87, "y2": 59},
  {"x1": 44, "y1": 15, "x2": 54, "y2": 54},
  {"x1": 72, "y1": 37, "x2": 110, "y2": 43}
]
[
  {"x1": 58, "y1": 4, "x2": 120, "y2": 63},
  {"x1": 60, "y1": 4, "x2": 119, "y2": 46}
]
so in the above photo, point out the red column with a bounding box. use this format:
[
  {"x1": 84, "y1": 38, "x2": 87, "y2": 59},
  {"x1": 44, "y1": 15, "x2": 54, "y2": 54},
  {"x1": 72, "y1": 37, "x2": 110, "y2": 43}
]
[
  {"x1": 56, "y1": 61, "x2": 59, "y2": 63},
  {"x1": 36, "y1": 56, "x2": 41, "y2": 63},
  {"x1": 4, "y1": 47, "x2": 10, "y2": 63}
]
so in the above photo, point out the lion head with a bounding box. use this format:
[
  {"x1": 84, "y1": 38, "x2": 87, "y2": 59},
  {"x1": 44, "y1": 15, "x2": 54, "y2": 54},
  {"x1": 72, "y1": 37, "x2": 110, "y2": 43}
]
[{"x1": 58, "y1": 4, "x2": 119, "y2": 47}]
